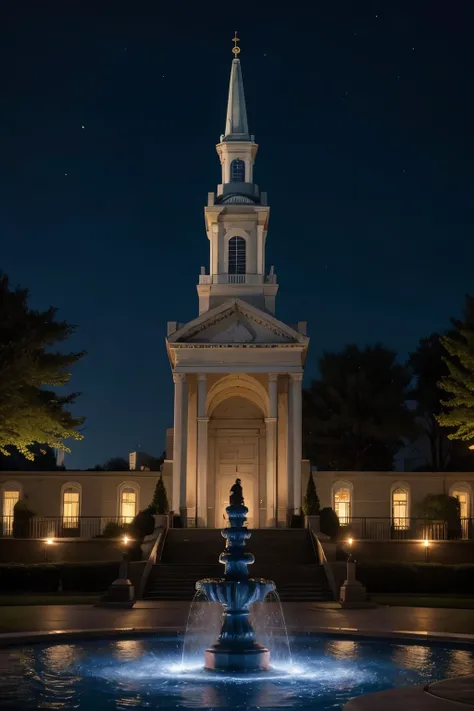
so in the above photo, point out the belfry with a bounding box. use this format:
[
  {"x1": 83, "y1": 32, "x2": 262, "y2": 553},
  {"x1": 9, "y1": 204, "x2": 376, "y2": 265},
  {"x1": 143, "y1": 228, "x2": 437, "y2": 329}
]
[{"x1": 166, "y1": 35, "x2": 309, "y2": 527}]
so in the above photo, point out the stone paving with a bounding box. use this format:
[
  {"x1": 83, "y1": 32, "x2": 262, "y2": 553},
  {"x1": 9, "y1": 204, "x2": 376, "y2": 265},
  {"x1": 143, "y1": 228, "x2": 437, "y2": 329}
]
[
  {"x1": 0, "y1": 601, "x2": 474, "y2": 641},
  {"x1": 345, "y1": 675, "x2": 474, "y2": 710}
]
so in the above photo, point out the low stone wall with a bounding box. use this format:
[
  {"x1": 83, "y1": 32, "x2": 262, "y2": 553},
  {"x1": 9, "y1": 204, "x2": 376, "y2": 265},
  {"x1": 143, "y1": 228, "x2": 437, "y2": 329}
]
[
  {"x1": 342, "y1": 540, "x2": 474, "y2": 564},
  {"x1": 0, "y1": 538, "x2": 125, "y2": 564}
]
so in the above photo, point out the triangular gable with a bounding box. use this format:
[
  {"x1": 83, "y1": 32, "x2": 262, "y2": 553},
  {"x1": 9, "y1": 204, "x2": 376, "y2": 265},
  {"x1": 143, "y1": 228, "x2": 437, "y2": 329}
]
[{"x1": 168, "y1": 299, "x2": 308, "y2": 346}]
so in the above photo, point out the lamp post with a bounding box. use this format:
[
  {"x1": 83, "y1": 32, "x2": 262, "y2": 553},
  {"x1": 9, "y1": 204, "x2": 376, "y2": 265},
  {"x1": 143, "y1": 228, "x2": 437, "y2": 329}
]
[{"x1": 44, "y1": 537, "x2": 54, "y2": 562}]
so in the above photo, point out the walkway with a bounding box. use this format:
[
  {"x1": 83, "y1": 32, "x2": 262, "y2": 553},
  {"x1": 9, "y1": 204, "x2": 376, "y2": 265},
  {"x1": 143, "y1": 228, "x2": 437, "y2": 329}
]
[
  {"x1": 345, "y1": 675, "x2": 474, "y2": 710},
  {"x1": 1, "y1": 601, "x2": 474, "y2": 643}
]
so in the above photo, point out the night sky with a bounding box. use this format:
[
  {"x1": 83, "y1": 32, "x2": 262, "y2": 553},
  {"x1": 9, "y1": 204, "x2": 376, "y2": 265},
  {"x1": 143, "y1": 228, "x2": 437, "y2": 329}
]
[{"x1": 2, "y1": 1, "x2": 473, "y2": 469}]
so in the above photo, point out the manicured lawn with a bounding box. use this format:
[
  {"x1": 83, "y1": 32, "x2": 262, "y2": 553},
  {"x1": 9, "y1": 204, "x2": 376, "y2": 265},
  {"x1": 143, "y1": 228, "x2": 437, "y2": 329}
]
[
  {"x1": 373, "y1": 594, "x2": 474, "y2": 609},
  {"x1": 0, "y1": 593, "x2": 100, "y2": 606}
]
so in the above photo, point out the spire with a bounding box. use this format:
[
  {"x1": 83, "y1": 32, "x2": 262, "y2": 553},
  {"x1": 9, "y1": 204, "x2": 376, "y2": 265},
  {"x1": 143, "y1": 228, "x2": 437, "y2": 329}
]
[{"x1": 223, "y1": 32, "x2": 250, "y2": 141}]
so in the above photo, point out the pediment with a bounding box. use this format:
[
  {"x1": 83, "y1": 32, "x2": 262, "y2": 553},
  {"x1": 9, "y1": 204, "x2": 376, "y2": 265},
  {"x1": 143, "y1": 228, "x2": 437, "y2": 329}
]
[{"x1": 168, "y1": 299, "x2": 307, "y2": 346}]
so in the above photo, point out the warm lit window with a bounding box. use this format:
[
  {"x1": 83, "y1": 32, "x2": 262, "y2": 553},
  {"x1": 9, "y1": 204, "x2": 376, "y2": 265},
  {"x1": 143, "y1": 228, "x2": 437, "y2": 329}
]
[
  {"x1": 334, "y1": 487, "x2": 351, "y2": 525},
  {"x1": 230, "y1": 158, "x2": 245, "y2": 182},
  {"x1": 392, "y1": 488, "x2": 409, "y2": 529},
  {"x1": 121, "y1": 488, "x2": 137, "y2": 523},
  {"x1": 63, "y1": 488, "x2": 80, "y2": 528},
  {"x1": 2, "y1": 490, "x2": 20, "y2": 536},
  {"x1": 228, "y1": 236, "x2": 246, "y2": 275},
  {"x1": 452, "y1": 490, "x2": 468, "y2": 519}
]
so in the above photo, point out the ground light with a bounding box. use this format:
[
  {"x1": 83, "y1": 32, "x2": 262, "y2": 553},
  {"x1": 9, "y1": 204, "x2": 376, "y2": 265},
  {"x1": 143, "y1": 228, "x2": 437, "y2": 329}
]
[
  {"x1": 422, "y1": 539, "x2": 430, "y2": 563},
  {"x1": 44, "y1": 537, "x2": 54, "y2": 562},
  {"x1": 123, "y1": 535, "x2": 129, "y2": 545}
]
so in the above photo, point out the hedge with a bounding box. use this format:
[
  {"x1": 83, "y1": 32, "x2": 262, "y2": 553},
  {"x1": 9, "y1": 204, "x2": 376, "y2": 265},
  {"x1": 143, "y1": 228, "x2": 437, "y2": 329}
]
[
  {"x1": 0, "y1": 562, "x2": 120, "y2": 593},
  {"x1": 356, "y1": 562, "x2": 474, "y2": 595}
]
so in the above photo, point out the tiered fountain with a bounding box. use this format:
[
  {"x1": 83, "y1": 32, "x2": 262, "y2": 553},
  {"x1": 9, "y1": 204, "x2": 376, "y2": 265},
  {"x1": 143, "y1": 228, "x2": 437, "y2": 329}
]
[{"x1": 196, "y1": 478, "x2": 275, "y2": 672}]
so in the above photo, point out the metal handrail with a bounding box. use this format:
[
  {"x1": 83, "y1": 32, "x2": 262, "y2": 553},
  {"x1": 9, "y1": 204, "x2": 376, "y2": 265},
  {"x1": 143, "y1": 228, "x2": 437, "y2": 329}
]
[
  {"x1": 310, "y1": 528, "x2": 338, "y2": 601},
  {"x1": 138, "y1": 525, "x2": 169, "y2": 599}
]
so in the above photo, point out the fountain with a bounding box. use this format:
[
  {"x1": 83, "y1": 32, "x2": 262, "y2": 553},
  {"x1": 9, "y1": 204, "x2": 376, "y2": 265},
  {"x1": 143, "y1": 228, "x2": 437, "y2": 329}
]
[{"x1": 195, "y1": 478, "x2": 275, "y2": 671}]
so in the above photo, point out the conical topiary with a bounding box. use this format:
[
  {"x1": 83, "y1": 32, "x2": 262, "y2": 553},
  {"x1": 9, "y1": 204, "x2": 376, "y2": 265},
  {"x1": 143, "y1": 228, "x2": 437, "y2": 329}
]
[
  {"x1": 151, "y1": 473, "x2": 169, "y2": 514},
  {"x1": 303, "y1": 471, "x2": 320, "y2": 516}
]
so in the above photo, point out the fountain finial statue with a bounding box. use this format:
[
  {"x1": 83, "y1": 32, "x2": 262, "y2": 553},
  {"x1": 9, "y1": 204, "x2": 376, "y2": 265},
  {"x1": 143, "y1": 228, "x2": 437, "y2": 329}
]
[
  {"x1": 229, "y1": 477, "x2": 244, "y2": 506},
  {"x1": 195, "y1": 479, "x2": 275, "y2": 671}
]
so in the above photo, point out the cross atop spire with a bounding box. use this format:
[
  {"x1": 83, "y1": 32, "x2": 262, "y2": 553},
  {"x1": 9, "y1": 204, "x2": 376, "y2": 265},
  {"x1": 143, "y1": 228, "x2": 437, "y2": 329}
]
[
  {"x1": 232, "y1": 30, "x2": 240, "y2": 58},
  {"x1": 223, "y1": 33, "x2": 250, "y2": 141}
]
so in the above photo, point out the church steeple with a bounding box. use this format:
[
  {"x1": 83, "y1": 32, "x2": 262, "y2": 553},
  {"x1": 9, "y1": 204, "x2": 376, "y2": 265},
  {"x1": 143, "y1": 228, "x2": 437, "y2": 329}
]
[
  {"x1": 197, "y1": 36, "x2": 277, "y2": 316},
  {"x1": 223, "y1": 58, "x2": 249, "y2": 141}
]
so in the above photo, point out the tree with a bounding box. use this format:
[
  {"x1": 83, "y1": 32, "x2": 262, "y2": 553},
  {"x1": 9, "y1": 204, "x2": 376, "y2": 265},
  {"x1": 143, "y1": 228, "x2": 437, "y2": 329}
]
[
  {"x1": 103, "y1": 457, "x2": 129, "y2": 471},
  {"x1": 408, "y1": 334, "x2": 452, "y2": 471},
  {"x1": 0, "y1": 274, "x2": 85, "y2": 460},
  {"x1": 303, "y1": 344, "x2": 416, "y2": 471},
  {"x1": 437, "y1": 295, "x2": 474, "y2": 445},
  {"x1": 302, "y1": 471, "x2": 320, "y2": 516},
  {"x1": 151, "y1": 473, "x2": 169, "y2": 514}
]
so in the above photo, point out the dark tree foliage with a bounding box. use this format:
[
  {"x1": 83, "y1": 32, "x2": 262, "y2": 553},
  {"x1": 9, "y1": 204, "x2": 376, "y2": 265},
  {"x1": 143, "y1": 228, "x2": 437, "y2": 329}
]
[
  {"x1": 151, "y1": 474, "x2": 169, "y2": 514},
  {"x1": 438, "y1": 295, "x2": 474, "y2": 447},
  {"x1": 303, "y1": 471, "x2": 320, "y2": 516},
  {"x1": 303, "y1": 344, "x2": 415, "y2": 470},
  {"x1": 0, "y1": 274, "x2": 85, "y2": 460},
  {"x1": 103, "y1": 457, "x2": 129, "y2": 471}
]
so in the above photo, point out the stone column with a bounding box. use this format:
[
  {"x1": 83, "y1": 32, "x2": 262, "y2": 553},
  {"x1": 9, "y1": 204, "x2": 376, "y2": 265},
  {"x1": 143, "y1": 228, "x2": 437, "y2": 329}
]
[
  {"x1": 290, "y1": 373, "x2": 303, "y2": 515},
  {"x1": 172, "y1": 372, "x2": 188, "y2": 523},
  {"x1": 265, "y1": 374, "x2": 278, "y2": 527},
  {"x1": 196, "y1": 374, "x2": 209, "y2": 527},
  {"x1": 286, "y1": 375, "x2": 294, "y2": 522}
]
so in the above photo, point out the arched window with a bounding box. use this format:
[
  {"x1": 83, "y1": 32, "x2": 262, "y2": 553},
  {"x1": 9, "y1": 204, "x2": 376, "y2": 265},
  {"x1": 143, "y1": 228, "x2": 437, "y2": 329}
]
[
  {"x1": 120, "y1": 486, "x2": 138, "y2": 523},
  {"x1": 230, "y1": 158, "x2": 245, "y2": 182},
  {"x1": 1, "y1": 482, "x2": 22, "y2": 537},
  {"x1": 61, "y1": 483, "x2": 81, "y2": 530},
  {"x1": 392, "y1": 487, "x2": 409, "y2": 530},
  {"x1": 228, "y1": 236, "x2": 246, "y2": 275},
  {"x1": 333, "y1": 485, "x2": 351, "y2": 525}
]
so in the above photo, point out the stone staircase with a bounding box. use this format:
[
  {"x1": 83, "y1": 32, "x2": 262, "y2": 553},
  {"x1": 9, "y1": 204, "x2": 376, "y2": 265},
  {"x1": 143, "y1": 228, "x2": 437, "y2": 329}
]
[{"x1": 143, "y1": 528, "x2": 333, "y2": 602}]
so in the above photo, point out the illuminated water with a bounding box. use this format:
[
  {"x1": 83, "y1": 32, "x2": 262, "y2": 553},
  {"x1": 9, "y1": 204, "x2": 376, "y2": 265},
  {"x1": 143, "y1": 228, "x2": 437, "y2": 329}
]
[{"x1": 0, "y1": 634, "x2": 473, "y2": 710}]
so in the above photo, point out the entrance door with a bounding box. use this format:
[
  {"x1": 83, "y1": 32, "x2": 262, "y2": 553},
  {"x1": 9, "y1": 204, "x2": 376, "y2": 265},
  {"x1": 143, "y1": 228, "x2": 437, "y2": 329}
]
[{"x1": 217, "y1": 464, "x2": 256, "y2": 528}]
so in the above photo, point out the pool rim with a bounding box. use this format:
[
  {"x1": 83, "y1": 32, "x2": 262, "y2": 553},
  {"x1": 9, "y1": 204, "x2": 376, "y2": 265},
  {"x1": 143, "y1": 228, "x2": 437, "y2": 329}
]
[{"x1": 0, "y1": 626, "x2": 473, "y2": 649}]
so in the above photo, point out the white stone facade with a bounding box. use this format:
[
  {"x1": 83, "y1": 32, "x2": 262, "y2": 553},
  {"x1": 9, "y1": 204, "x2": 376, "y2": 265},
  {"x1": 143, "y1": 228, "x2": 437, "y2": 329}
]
[{"x1": 165, "y1": 55, "x2": 309, "y2": 527}]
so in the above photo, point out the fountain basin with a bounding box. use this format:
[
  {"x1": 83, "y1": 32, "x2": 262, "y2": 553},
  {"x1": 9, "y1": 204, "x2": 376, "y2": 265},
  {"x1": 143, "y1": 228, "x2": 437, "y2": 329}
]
[
  {"x1": 204, "y1": 644, "x2": 270, "y2": 672},
  {"x1": 196, "y1": 578, "x2": 275, "y2": 671}
]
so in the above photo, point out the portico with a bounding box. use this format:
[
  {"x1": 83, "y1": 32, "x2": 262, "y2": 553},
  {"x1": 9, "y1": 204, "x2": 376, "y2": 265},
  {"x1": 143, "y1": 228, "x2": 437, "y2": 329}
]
[{"x1": 165, "y1": 46, "x2": 309, "y2": 526}]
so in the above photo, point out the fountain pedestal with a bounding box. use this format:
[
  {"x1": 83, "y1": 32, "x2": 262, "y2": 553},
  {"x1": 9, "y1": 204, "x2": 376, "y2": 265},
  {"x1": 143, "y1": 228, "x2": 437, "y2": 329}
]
[{"x1": 196, "y1": 482, "x2": 275, "y2": 672}]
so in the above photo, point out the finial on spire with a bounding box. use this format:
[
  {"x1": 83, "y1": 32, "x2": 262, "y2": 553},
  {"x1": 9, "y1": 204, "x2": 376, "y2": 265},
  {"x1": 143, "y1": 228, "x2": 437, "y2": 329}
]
[{"x1": 232, "y1": 30, "x2": 240, "y2": 58}]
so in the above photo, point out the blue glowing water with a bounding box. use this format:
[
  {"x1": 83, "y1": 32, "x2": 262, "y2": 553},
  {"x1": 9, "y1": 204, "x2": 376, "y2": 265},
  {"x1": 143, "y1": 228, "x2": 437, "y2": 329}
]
[{"x1": 0, "y1": 635, "x2": 473, "y2": 710}]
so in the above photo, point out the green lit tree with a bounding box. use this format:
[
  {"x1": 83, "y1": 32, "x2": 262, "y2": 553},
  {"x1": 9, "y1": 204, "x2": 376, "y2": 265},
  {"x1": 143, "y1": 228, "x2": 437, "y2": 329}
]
[
  {"x1": 303, "y1": 471, "x2": 320, "y2": 516},
  {"x1": 0, "y1": 274, "x2": 85, "y2": 460},
  {"x1": 437, "y1": 295, "x2": 474, "y2": 443},
  {"x1": 151, "y1": 473, "x2": 169, "y2": 514}
]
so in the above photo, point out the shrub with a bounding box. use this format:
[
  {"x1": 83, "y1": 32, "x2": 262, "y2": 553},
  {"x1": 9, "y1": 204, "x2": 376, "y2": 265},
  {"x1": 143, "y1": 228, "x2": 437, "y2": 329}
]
[
  {"x1": 355, "y1": 561, "x2": 474, "y2": 594},
  {"x1": 151, "y1": 474, "x2": 169, "y2": 514},
  {"x1": 102, "y1": 521, "x2": 125, "y2": 538},
  {"x1": 303, "y1": 472, "x2": 320, "y2": 516},
  {"x1": 130, "y1": 508, "x2": 155, "y2": 539},
  {"x1": 60, "y1": 562, "x2": 120, "y2": 592},
  {"x1": 12, "y1": 500, "x2": 35, "y2": 538},
  {"x1": 0, "y1": 562, "x2": 118, "y2": 592},
  {"x1": 320, "y1": 507, "x2": 340, "y2": 540}
]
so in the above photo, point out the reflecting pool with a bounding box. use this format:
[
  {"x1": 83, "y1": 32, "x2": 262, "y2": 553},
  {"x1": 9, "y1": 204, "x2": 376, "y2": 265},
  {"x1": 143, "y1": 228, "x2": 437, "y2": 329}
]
[{"x1": 0, "y1": 634, "x2": 472, "y2": 710}]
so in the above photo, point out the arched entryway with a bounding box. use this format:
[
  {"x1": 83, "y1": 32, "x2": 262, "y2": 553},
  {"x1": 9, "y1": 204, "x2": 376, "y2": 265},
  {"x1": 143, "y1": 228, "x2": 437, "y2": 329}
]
[{"x1": 207, "y1": 375, "x2": 268, "y2": 528}]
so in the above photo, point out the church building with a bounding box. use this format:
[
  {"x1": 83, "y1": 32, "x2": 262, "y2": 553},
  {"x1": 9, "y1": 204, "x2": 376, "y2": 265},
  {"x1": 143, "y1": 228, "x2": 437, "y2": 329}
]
[{"x1": 164, "y1": 44, "x2": 309, "y2": 528}]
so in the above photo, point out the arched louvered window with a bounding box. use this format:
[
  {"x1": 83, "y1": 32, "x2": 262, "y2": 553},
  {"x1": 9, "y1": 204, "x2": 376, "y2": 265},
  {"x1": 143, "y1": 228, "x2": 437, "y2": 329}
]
[
  {"x1": 230, "y1": 159, "x2": 245, "y2": 182},
  {"x1": 228, "y1": 236, "x2": 246, "y2": 275}
]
